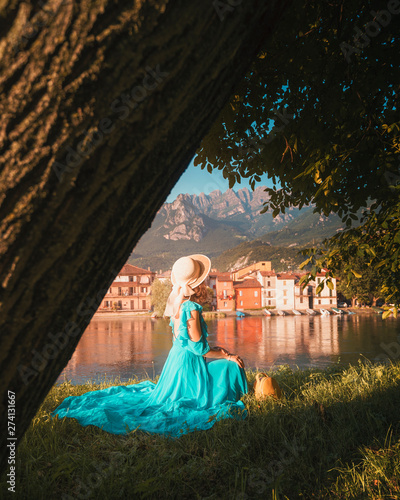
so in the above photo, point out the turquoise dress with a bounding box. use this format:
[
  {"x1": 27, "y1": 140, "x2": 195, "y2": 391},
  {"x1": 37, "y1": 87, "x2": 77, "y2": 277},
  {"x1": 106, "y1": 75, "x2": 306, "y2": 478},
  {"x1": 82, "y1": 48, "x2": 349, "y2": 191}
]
[{"x1": 52, "y1": 301, "x2": 248, "y2": 437}]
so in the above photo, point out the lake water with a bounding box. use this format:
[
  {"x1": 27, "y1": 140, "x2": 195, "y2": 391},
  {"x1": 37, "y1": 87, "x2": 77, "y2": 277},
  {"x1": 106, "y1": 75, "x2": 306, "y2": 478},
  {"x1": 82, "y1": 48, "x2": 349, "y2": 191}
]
[{"x1": 57, "y1": 314, "x2": 400, "y2": 385}]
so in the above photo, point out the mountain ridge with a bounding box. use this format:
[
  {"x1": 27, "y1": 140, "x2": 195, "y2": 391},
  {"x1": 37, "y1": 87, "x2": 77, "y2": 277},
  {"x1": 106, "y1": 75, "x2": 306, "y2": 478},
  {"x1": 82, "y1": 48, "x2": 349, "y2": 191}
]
[{"x1": 129, "y1": 186, "x2": 346, "y2": 272}]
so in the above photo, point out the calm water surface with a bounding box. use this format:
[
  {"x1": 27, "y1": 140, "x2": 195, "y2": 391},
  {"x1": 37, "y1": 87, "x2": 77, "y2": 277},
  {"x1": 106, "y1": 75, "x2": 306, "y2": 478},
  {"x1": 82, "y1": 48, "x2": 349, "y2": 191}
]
[{"x1": 57, "y1": 314, "x2": 400, "y2": 385}]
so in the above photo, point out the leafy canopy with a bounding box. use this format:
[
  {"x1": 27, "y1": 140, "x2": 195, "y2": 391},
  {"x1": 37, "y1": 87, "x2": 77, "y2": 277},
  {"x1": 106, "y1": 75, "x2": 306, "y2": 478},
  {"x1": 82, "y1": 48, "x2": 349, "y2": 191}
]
[{"x1": 195, "y1": 0, "x2": 400, "y2": 306}]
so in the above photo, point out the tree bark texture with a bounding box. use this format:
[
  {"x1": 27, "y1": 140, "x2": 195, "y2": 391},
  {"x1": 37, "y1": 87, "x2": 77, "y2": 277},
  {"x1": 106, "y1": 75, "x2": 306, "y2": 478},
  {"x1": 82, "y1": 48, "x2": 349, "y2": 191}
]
[{"x1": 0, "y1": 0, "x2": 290, "y2": 473}]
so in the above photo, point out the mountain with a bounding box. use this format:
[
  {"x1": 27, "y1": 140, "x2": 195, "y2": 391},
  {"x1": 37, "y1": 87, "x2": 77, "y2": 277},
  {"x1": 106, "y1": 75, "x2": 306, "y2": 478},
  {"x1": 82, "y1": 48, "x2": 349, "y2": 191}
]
[{"x1": 129, "y1": 186, "x2": 347, "y2": 272}]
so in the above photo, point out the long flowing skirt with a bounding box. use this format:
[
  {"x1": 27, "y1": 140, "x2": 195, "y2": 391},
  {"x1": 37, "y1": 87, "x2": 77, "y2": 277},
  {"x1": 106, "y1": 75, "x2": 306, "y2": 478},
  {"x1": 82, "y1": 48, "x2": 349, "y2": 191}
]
[{"x1": 52, "y1": 343, "x2": 248, "y2": 437}]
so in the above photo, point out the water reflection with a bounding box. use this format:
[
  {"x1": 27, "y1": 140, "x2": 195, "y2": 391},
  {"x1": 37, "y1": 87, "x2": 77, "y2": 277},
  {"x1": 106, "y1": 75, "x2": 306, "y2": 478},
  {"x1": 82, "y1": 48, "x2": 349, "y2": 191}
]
[{"x1": 57, "y1": 315, "x2": 399, "y2": 385}]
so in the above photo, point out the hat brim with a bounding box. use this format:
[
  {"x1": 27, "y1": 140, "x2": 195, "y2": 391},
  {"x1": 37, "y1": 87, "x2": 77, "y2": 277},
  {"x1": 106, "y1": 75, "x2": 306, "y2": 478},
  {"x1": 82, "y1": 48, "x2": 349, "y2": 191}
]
[{"x1": 171, "y1": 254, "x2": 211, "y2": 289}]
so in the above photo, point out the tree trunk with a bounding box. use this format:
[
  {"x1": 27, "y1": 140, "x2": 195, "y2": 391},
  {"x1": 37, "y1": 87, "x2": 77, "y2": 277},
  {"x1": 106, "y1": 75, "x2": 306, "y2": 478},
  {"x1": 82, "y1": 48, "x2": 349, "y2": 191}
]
[{"x1": 0, "y1": 0, "x2": 291, "y2": 474}]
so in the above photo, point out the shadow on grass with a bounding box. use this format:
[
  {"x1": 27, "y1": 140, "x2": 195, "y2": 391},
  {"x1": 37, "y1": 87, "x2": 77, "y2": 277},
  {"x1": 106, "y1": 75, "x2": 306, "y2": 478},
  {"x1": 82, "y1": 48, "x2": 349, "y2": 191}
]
[{"x1": 1, "y1": 362, "x2": 399, "y2": 499}]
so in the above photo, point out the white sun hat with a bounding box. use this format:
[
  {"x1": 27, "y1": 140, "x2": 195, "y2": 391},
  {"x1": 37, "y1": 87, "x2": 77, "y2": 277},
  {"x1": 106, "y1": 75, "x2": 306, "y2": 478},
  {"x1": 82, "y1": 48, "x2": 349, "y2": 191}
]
[{"x1": 164, "y1": 254, "x2": 211, "y2": 317}]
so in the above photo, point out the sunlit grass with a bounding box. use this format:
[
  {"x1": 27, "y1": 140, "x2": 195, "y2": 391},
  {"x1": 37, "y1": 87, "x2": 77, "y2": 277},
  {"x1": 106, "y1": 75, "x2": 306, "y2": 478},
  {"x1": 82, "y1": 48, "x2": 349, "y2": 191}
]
[{"x1": 1, "y1": 361, "x2": 400, "y2": 499}]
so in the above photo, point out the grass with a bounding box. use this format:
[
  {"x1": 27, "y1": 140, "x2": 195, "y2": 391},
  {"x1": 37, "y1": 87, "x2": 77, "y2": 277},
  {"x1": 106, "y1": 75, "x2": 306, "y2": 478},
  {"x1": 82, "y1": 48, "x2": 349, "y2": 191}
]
[{"x1": 1, "y1": 362, "x2": 400, "y2": 499}]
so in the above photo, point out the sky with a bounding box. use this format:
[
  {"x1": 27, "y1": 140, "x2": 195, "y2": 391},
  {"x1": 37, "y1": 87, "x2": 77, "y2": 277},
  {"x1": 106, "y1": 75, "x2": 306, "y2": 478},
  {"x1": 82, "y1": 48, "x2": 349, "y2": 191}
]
[{"x1": 166, "y1": 157, "x2": 274, "y2": 202}]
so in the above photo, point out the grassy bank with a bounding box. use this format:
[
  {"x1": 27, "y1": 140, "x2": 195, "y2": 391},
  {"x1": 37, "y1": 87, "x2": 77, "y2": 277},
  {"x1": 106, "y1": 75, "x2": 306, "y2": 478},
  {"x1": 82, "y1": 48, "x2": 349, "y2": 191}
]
[{"x1": 1, "y1": 362, "x2": 400, "y2": 499}]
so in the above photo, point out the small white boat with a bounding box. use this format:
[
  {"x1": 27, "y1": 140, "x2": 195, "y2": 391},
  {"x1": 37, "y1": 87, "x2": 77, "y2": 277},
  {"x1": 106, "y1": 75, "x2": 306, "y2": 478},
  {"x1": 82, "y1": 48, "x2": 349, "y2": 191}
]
[
  {"x1": 331, "y1": 307, "x2": 343, "y2": 315},
  {"x1": 320, "y1": 309, "x2": 330, "y2": 316},
  {"x1": 306, "y1": 309, "x2": 316, "y2": 315},
  {"x1": 292, "y1": 309, "x2": 301, "y2": 316},
  {"x1": 277, "y1": 310, "x2": 286, "y2": 316},
  {"x1": 263, "y1": 308, "x2": 272, "y2": 316}
]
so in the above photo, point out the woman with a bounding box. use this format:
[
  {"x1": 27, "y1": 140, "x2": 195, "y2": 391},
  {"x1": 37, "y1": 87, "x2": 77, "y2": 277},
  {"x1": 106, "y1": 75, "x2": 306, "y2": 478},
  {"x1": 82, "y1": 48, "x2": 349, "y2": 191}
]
[{"x1": 52, "y1": 254, "x2": 248, "y2": 437}]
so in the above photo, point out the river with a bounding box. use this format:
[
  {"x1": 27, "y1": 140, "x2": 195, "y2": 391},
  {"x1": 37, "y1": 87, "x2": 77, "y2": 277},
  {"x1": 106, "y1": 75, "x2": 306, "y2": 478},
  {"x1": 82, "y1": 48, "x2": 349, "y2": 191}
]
[{"x1": 57, "y1": 313, "x2": 400, "y2": 385}]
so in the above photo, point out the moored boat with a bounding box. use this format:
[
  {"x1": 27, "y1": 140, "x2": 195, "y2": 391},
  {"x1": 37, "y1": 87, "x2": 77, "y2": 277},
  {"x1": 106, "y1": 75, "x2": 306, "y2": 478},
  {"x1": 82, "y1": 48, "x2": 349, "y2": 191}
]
[
  {"x1": 306, "y1": 308, "x2": 316, "y2": 315},
  {"x1": 277, "y1": 310, "x2": 286, "y2": 316},
  {"x1": 331, "y1": 307, "x2": 343, "y2": 314},
  {"x1": 263, "y1": 308, "x2": 272, "y2": 316},
  {"x1": 236, "y1": 311, "x2": 246, "y2": 318},
  {"x1": 292, "y1": 309, "x2": 301, "y2": 315},
  {"x1": 320, "y1": 309, "x2": 330, "y2": 315}
]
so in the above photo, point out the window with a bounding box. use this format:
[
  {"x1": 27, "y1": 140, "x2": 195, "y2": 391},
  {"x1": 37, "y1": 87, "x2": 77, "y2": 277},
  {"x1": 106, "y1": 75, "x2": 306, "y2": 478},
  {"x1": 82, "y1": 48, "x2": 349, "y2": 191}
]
[
  {"x1": 283, "y1": 280, "x2": 286, "y2": 286},
  {"x1": 141, "y1": 287, "x2": 147, "y2": 293},
  {"x1": 318, "y1": 300, "x2": 321, "y2": 305},
  {"x1": 267, "y1": 281, "x2": 271, "y2": 287},
  {"x1": 283, "y1": 299, "x2": 287, "y2": 305},
  {"x1": 330, "y1": 299, "x2": 332, "y2": 304},
  {"x1": 223, "y1": 290, "x2": 227, "y2": 298},
  {"x1": 129, "y1": 276, "x2": 133, "y2": 282},
  {"x1": 224, "y1": 301, "x2": 227, "y2": 307},
  {"x1": 109, "y1": 288, "x2": 112, "y2": 294},
  {"x1": 240, "y1": 300, "x2": 243, "y2": 306},
  {"x1": 129, "y1": 287, "x2": 133, "y2": 295},
  {"x1": 283, "y1": 290, "x2": 287, "y2": 297},
  {"x1": 118, "y1": 300, "x2": 122, "y2": 308},
  {"x1": 255, "y1": 302, "x2": 258, "y2": 305},
  {"x1": 142, "y1": 300, "x2": 146, "y2": 309},
  {"x1": 239, "y1": 291, "x2": 243, "y2": 296},
  {"x1": 300, "y1": 297, "x2": 303, "y2": 303},
  {"x1": 254, "y1": 291, "x2": 258, "y2": 297},
  {"x1": 224, "y1": 282, "x2": 227, "y2": 287},
  {"x1": 104, "y1": 301, "x2": 109, "y2": 307},
  {"x1": 317, "y1": 277, "x2": 321, "y2": 284},
  {"x1": 118, "y1": 287, "x2": 121, "y2": 296},
  {"x1": 268, "y1": 300, "x2": 271, "y2": 305},
  {"x1": 329, "y1": 288, "x2": 333, "y2": 297},
  {"x1": 268, "y1": 291, "x2": 271, "y2": 297}
]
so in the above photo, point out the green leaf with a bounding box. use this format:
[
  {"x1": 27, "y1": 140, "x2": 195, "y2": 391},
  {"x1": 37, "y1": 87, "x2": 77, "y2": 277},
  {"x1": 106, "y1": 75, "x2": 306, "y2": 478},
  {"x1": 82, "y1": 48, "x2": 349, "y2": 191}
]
[
  {"x1": 351, "y1": 270, "x2": 362, "y2": 278},
  {"x1": 382, "y1": 310, "x2": 392, "y2": 319},
  {"x1": 299, "y1": 258, "x2": 311, "y2": 269},
  {"x1": 326, "y1": 280, "x2": 334, "y2": 290},
  {"x1": 316, "y1": 283, "x2": 323, "y2": 295}
]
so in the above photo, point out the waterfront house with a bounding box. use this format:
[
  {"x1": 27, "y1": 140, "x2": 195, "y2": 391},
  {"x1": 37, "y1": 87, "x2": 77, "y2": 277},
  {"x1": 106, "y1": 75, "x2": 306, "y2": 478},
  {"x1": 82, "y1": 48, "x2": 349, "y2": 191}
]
[
  {"x1": 275, "y1": 273, "x2": 296, "y2": 310},
  {"x1": 311, "y1": 270, "x2": 337, "y2": 309},
  {"x1": 256, "y1": 270, "x2": 277, "y2": 308},
  {"x1": 234, "y1": 277, "x2": 262, "y2": 310},
  {"x1": 100, "y1": 264, "x2": 156, "y2": 311},
  {"x1": 215, "y1": 272, "x2": 235, "y2": 311}
]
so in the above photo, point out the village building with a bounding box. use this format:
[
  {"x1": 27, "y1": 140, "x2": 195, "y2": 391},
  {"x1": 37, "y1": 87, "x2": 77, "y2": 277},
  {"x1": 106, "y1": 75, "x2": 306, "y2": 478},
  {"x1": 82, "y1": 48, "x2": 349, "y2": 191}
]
[
  {"x1": 207, "y1": 271, "x2": 219, "y2": 310},
  {"x1": 312, "y1": 271, "x2": 337, "y2": 309},
  {"x1": 156, "y1": 270, "x2": 171, "y2": 284},
  {"x1": 215, "y1": 272, "x2": 235, "y2": 311},
  {"x1": 100, "y1": 264, "x2": 156, "y2": 311},
  {"x1": 275, "y1": 273, "x2": 296, "y2": 310},
  {"x1": 232, "y1": 261, "x2": 272, "y2": 281},
  {"x1": 256, "y1": 270, "x2": 277, "y2": 308},
  {"x1": 294, "y1": 276, "x2": 313, "y2": 311},
  {"x1": 234, "y1": 277, "x2": 262, "y2": 310}
]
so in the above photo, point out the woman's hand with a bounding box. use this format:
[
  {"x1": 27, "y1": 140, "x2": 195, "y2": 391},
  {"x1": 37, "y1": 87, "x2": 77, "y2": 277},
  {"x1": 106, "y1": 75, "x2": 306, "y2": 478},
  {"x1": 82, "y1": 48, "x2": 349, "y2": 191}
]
[
  {"x1": 213, "y1": 346, "x2": 230, "y2": 357},
  {"x1": 227, "y1": 354, "x2": 245, "y2": 369}
]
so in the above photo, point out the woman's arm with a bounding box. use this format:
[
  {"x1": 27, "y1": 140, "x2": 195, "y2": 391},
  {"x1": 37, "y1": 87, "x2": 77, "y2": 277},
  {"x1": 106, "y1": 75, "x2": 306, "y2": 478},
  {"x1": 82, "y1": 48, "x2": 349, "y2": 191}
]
[
  {"x1": 187, "y1": 310, "x2": 245, "y2": 368},
  {"x1": 204, "y1": 348, "x2": 245, "y2": 368}
]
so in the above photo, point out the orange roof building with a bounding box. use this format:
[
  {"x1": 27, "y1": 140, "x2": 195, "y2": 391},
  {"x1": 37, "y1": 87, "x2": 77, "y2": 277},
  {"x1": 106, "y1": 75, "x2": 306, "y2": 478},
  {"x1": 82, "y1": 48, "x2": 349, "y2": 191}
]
[
  {"x1": 99, "y1": 264, "x2": 156, "y2": 312},
  {"x1": 234, "y1": 278, "x2": 262, "y2": 310}
]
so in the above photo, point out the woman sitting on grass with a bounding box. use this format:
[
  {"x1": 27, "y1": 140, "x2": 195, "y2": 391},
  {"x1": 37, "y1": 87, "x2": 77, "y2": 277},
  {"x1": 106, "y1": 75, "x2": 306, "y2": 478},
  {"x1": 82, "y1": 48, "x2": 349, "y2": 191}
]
[{"x1": 52, "y1": 254, "x2": 248, "y2": 436}]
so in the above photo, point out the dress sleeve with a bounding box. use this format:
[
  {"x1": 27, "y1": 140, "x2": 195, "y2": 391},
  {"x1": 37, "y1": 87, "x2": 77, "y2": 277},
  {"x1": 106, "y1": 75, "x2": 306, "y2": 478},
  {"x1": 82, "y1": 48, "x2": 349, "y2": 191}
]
[{"x1": 179, "y1": 301, "x2": 210, "y2": 356}]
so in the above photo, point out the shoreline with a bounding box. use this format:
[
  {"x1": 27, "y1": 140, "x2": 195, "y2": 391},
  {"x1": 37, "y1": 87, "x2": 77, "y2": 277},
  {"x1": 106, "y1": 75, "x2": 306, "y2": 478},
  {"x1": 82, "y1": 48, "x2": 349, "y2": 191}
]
[{"x1": 93, "y1": 307, "x2": 379, "y2": 319}]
